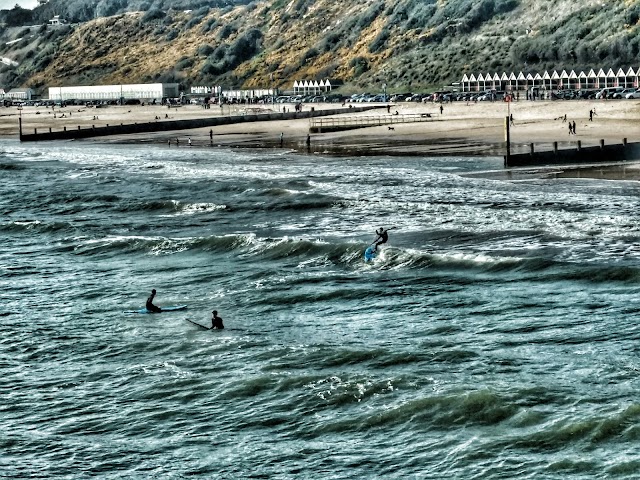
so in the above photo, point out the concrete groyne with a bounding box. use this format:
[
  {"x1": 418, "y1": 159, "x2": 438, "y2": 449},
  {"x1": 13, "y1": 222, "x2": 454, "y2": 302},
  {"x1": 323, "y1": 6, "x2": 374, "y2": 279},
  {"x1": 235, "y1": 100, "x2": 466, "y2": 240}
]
[{"x1": 19, "y1": 106, "x2": 381, "y2": 142}]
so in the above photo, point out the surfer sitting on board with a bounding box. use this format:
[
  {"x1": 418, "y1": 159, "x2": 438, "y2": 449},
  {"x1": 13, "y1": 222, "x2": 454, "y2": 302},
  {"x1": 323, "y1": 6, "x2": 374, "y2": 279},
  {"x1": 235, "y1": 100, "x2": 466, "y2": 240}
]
[
  {"x1": 373, "y1": 227, "x2": 389, "y2": 251},
  {"x1": 211, "y1": 310, "x2": 224, "y2": 329},
  {"x1": 146, "y1": 289, "x2": 162, "y2": 313}
]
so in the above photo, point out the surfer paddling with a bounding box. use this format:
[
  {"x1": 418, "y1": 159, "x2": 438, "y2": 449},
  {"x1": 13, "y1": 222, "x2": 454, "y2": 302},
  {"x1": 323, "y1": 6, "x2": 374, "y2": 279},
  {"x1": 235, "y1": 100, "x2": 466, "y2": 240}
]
[
  {"x1": 146, "y1": 289, "x2": 162, "y2": 313},
  {"x1": 372, "y1": 227, "x2": 390, "y2": 251},
  {"x1": 211, "y1": 310, "x2": 224, "y2": 329}
]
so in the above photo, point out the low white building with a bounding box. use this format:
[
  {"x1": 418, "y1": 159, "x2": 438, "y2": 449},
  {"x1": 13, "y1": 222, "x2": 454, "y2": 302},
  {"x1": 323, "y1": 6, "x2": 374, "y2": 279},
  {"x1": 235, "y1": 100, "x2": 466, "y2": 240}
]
[
  {"x1": 190, "y1": 86, "x2": 212, "y2": 95},
  {"x1": 222, "y1": 88, "x2": 276, "y2": 100},
  {"x1": 48, "y1": 83, "x2": 179, "y2": 102},
  {"x1": 6, "y1": 88, "x2": 34, "y2": 100},
  {"x1": 49, "y1": 16, "x2": 65, "y2": 26}
]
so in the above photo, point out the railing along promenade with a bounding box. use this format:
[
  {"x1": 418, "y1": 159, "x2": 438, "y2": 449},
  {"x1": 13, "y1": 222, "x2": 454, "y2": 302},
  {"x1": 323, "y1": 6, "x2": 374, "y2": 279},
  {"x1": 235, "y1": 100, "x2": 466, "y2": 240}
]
[
  {"x1": 18, "y1": 105, "x2": 383, "y2": 142},
  {"x1": 309, "y1": 112, "x2": 433, "y2": 133}
]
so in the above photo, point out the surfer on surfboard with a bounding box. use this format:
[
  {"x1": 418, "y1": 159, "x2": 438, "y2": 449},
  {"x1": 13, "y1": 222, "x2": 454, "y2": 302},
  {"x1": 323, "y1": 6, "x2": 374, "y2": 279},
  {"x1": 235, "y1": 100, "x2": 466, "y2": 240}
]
[
  {"x1": 373, "y1": 227, "x2": 390, "y2": 251},
  {"x1": 211, "y1": 310, "x2": 224, "y2": 329},
  {"x1": 146, "y1": 289, "x2": 162, "y2": 313}
]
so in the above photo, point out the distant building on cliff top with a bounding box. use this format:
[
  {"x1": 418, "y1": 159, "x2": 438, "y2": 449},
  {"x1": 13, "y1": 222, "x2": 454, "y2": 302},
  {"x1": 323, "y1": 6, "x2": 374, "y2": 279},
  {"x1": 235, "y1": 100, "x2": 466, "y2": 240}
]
[{"x1": 49, "y1": 15, "x2": 66, "y2": 26}]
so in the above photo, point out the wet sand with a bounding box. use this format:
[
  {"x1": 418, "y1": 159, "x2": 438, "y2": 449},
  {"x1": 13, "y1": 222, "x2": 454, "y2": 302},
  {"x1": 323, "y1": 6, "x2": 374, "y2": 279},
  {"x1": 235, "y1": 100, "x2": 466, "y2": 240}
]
[{"x1": 2, "y1": 99, "x2": 640, "y2": 178}]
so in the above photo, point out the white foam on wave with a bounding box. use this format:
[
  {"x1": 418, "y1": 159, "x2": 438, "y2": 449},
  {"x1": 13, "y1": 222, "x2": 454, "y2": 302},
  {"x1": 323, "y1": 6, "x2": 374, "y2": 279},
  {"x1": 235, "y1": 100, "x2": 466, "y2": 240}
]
[{"x1": 158, "y1": 200, "x2": 227, "y2": 217}]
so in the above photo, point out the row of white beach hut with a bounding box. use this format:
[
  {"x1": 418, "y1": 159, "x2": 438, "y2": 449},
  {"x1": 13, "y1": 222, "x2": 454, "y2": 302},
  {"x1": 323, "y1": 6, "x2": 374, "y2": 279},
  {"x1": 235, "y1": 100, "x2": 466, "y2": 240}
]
[
  {"x1": 460, "y1": 68, "x2": 640, "y2": 92},
  {"x1": 293, "y1": 79, "x2": 333, "y2": 95}
]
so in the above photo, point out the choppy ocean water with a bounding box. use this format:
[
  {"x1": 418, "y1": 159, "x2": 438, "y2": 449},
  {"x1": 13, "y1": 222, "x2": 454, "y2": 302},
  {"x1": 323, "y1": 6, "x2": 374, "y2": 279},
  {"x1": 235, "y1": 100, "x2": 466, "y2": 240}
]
[{"x1": 2, "y1": 140, "x2": 640, "y2": 478}]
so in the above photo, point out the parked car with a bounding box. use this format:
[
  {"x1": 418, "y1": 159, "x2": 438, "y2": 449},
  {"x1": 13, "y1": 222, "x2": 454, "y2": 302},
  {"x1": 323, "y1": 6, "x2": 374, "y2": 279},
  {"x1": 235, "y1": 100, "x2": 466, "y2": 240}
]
[
  {"x1": 595, "y1": 87, "x2": 623, "y2": 99},
  {"x1": 625, "y1": 89, "x2": 640, "y2": 99},
  {"x1": 405, "y1": 94, "x2": 423, "y2": 102},
  {"x1": 578, "y1": 89, "x2": 598, "y2": 99},
  {"x1": 613, "y1": 88, "x2": 636, "y2": 99}
]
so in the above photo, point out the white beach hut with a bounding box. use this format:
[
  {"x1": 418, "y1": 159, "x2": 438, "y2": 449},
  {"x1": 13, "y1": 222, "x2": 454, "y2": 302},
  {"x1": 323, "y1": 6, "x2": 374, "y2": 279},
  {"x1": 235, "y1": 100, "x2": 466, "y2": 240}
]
[
  {"x1": 526, "y1": 73, "x2": 534, "y2": 90},
  {"x1": 628, "y1": 67, "x2": 638, "y2": 88},
  {"x1": 542, "y1": 71, "x2": 551, "y2": 90},
  {"x1": 568, "y1": 70, "x2": 577, "y2": 89},
  {"x1": 616, "y1": 68, "x2": 628, "y2": 88},
  {"x1": 498, "y1": 72, "x2": 507, "y2": 91},
  {"x1": 550, "y1": 70, "x2": 560, "y2": 89},
  {"x1": 478, "y1": 73, "x2": 486, "y2": 91},
  {"x1": 461, "y1": 74, "x2": 469, "y2": 92},
  {"x1": 533, "y1": 73, "x2": 543, "y2": 88},
  {"x1": 587, "y1": 69, "x2": 597, "y2": 89},
  {"x1": 493, "y1": 73, "x2": 501, "y2": 91},
  {"x1": 606, "y1": 68, "x2": 616, "y2": 87},
  {"x1": 484, "y1": 73, "x2": 492, "y2": 90},
  {"x1": 559, "y1": 70, "x2": 568, "y2": 88},
  {"x1": 577, "y1": 71, "x2": 587, "y2": 90},
  {"x1": 469, "y1": 74, "x2": 478, "y2": 92}
]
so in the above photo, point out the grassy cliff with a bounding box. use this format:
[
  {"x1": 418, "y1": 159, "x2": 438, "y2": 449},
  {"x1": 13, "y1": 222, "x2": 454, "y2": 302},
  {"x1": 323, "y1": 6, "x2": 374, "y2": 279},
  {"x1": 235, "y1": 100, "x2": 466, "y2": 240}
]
[{"x1": 0, "y1": 0, "x2": 639, "y2": 93}]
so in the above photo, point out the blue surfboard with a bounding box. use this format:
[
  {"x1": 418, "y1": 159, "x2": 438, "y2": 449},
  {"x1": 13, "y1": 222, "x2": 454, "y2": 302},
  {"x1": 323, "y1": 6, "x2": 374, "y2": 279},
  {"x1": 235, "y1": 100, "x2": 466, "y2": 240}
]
[
  {"x1": 124, "y1": 305, "x2": 187, "y2": 314},
  {"x1": 364, "y1": 246, "x2": 377, "y2": 262}
]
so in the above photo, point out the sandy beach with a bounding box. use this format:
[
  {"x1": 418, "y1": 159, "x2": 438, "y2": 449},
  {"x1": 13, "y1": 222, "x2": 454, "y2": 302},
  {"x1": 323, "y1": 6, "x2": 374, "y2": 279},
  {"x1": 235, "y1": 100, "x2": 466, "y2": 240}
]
[{"x1": 2, "y1": 99, "x2": 640, "y2": 160}]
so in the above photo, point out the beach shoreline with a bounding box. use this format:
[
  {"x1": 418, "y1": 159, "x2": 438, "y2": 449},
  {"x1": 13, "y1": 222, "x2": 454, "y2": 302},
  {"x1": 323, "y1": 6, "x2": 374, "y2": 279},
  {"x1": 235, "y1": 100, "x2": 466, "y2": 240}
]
[{"x1": 3, "y1": 99, "x2": 640, "y2": 177}]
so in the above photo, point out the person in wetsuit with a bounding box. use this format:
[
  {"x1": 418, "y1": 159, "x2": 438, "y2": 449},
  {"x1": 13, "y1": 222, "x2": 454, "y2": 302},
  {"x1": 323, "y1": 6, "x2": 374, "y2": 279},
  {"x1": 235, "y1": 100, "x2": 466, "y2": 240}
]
[
  {"x1": 211, "y1": 310, "x2": 224, "y2": 329},
  {"x1": 373, "y1": 228, "x2": 389, "y2": 251},
  {"x1": 146, "y1": 289, "x2": 162, "y2": 313}
]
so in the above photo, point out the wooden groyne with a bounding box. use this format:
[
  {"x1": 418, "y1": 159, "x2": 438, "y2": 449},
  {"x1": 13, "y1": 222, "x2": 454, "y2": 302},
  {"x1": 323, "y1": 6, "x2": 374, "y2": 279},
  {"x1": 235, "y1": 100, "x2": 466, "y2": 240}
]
[
  {"x1": 505, "y1": 139, "x2": 640, "y2": 167},
  {"x1": 309, "y1": 112, "x2": 434, "y2": 133},
  {"x1": 19, "y1": 106, "x2": 381, "y2": 142}
]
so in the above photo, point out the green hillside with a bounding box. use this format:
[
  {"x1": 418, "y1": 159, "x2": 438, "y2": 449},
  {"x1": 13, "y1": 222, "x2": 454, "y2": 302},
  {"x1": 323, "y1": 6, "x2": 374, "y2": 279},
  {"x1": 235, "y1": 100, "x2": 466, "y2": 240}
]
[{"x1": 0, "y1": 0, "x2": 639, "y2": 94}]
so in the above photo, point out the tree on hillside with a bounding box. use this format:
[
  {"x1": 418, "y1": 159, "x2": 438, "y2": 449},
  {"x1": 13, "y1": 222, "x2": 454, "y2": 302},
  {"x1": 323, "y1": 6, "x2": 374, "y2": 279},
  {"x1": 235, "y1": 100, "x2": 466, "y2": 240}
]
[{"x1": 2, "y1": 5, "x2": 33, "y2": 27}]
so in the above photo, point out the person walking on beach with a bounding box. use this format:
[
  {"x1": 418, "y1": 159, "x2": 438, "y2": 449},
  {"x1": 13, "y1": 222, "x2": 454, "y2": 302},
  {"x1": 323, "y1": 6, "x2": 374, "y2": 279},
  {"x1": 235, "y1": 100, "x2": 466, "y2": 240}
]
[
  {"x1": 176, "y1": 138, "x2": 180, "y2": 147},
  {"x1": 146, "y1": 289, "x2": 162, "y2": 313},
  {"x1": 211, "y1": 310, "x2": 224, "y2": 329},
  {"x1": 568, "y1": 122, "x2": 574, "y2": 135},
  {"x1": 562, "y1": 114, "x2": 567, "y2": 123},
  {"x1": 572, "y1": 121, "x2": 577, "y2": 135},
  {"x1": 510, "y1": 114, "x2": 514, "y2": 126},
  {"x1": 188, "y1": 137, "x2": 192, "y2": 147},
  {"x1": 209, "y1": 129, "x2": 213, "y2": 141},
  {"x1": 589, "y1": 109, "x2": 593, "y2": 122},
  {"x1": 306, "y1": 134, "x2": 311, "y2": 150},
  {"x1": 440, "y1": 105, "x2": 443, "y2": 115}
]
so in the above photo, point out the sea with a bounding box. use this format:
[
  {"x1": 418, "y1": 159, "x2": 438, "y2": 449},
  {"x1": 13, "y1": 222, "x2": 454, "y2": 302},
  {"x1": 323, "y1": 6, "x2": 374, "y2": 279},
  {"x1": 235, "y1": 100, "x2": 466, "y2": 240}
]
[{"x1": 2, "y1": 140, "x2": 640, "y2": 479}]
